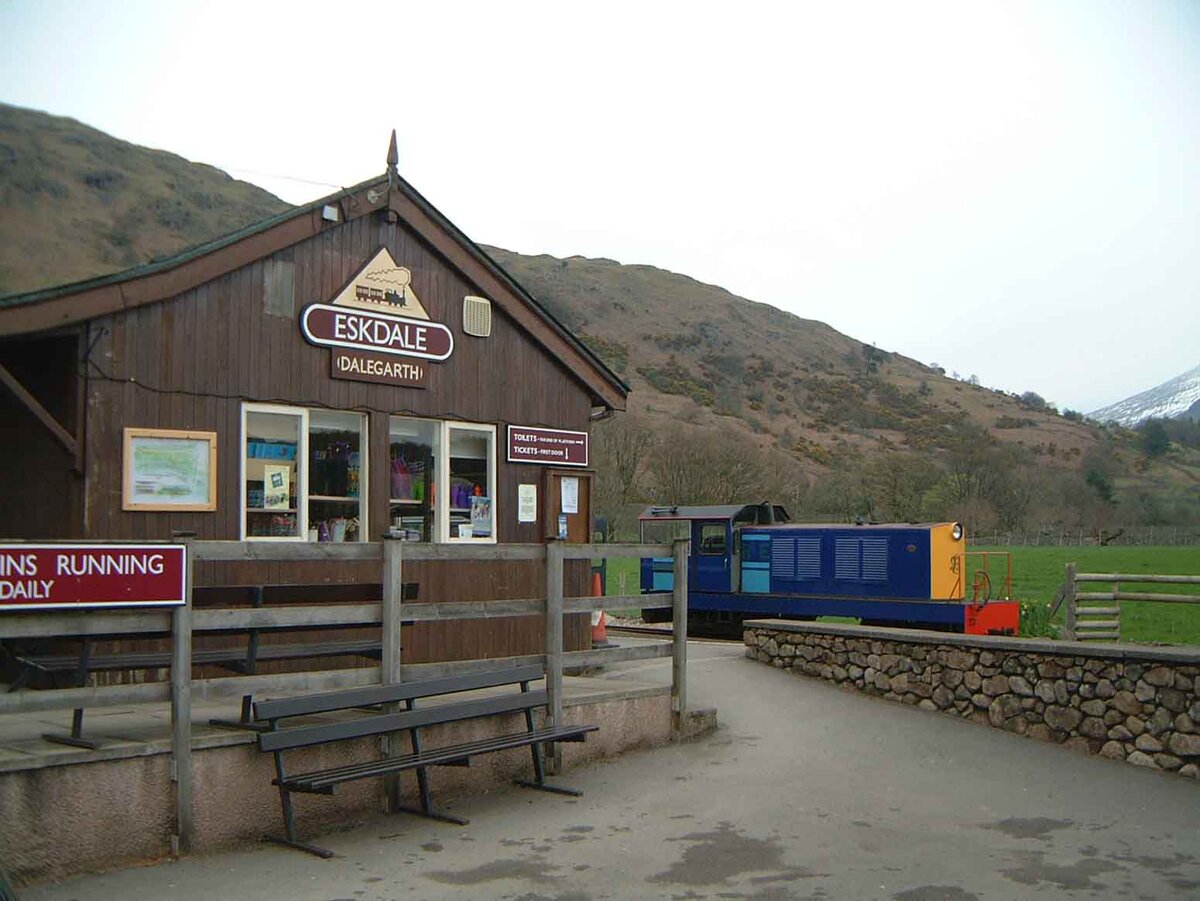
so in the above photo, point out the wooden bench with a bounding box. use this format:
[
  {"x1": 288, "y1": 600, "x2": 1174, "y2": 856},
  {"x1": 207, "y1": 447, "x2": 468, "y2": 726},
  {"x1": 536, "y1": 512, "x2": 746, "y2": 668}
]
[
  {"x1": 254, "y1": 664, "x2": 598, "y2": 857},
  {"x1": 1, "y1": 585, "x2": 389, "y2": 748}
]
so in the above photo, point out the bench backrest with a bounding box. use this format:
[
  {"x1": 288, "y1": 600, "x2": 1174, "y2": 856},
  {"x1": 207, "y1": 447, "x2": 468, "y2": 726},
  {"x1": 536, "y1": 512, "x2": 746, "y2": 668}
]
[{"x1": 256, "y1": 665, "x2": 548, "y2": 754}]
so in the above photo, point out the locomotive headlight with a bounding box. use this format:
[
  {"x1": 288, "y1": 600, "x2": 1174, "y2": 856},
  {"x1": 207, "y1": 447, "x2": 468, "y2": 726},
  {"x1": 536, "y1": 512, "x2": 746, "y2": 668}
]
[{"x1": 952, "y1": 523, "x2": 963, "y2": 541}]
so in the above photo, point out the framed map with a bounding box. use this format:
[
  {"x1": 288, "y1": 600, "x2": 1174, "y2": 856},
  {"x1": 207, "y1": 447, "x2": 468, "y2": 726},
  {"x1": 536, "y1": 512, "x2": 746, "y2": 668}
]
[{"x1": 122, "y1": 428, "x2": 217, "y2": 511}]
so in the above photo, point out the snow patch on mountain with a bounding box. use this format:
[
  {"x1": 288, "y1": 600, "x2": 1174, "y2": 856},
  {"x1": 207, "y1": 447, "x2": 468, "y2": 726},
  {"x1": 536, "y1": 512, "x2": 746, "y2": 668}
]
[{"x1": 1089, "y1": 364, "x2": 1200, "y2": 427}]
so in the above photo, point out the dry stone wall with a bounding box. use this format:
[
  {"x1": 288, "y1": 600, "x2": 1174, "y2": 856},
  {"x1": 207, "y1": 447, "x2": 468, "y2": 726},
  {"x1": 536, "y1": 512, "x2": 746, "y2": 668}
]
[{"x1": 745, "y1": 620, "x2": 1200, "y2": 777}]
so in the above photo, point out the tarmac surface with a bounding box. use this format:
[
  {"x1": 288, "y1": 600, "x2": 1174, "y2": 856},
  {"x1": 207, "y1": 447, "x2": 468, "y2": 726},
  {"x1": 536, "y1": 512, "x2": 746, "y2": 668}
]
[{"x1": 23, "y1": 638, "x2": 1200, "y2": 900}]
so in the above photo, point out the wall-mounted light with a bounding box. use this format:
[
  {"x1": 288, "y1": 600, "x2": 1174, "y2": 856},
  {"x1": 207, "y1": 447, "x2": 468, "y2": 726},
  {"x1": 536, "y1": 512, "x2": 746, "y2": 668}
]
[{"x1": 322, "y1": 204, "x2": 340, "y2": 222}]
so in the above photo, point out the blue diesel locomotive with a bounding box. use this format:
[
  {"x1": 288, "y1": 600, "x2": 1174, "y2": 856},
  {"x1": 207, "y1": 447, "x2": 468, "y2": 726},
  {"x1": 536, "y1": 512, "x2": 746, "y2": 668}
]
[{"x1": 639, "y1": 503, "x2": 1018, "y2": 635}]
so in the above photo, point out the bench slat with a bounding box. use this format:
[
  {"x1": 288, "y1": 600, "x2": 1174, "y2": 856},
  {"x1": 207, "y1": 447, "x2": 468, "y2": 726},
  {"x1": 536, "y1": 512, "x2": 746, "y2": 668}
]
[
  {"x1": 258, "y1": 688, "x2": 550, "y2": 752},
  {"x1": 11, "y1": 640, "x2": 381, "y2": 674},
  {"x1": 281, "y1": 724, "x2": 599, "y2": 790},
  {"x1": 254, "y1": 665, "x2": 545, "y2": 721}
]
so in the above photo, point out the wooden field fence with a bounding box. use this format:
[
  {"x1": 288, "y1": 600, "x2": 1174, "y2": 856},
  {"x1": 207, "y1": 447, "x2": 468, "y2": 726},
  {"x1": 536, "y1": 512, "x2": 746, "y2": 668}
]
[
  {"x1": 979, "y1": 526, "x2": 1200, "y2": 547},
  {"x1": 1061, "y1": 562, "x2": 1200, "y2": 642},
  {"x1": 0, "y1": 538, "x2": 689, "y2": 856}
]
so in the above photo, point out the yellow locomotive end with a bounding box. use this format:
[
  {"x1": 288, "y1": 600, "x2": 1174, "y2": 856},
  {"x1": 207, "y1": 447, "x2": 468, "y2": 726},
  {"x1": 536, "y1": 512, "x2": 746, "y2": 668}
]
[{"x1": 930, "y1": 521, "x2": 966, "y2": 600}]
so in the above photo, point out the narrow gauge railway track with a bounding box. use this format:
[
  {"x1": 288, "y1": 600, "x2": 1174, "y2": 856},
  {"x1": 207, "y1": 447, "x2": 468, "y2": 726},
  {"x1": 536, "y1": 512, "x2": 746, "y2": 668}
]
[{"x1": 605, "y1": 624, "x2": 743, "y2": 643}]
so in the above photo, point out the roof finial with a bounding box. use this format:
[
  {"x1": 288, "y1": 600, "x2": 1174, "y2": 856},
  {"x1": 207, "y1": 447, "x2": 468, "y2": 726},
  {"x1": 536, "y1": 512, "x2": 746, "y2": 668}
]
[{"x1": 387, "y1": 129, "x2": 399, "y2": 188}]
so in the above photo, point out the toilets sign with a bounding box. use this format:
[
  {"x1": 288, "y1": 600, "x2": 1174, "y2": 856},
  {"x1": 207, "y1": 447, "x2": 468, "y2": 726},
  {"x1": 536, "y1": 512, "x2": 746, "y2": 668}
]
[
  {"x1": 507, "y1": 426, "x2": 589, "y2": 467},
  {"x1": 0, "y1": 544, "x2": 187, "y2": 611}
]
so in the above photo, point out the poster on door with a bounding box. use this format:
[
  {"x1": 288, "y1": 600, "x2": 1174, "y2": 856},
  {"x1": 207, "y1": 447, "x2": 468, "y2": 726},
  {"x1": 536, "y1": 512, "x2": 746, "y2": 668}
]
[{"x1": 560, "y1": 477, "x2": 579, "y2": 514}]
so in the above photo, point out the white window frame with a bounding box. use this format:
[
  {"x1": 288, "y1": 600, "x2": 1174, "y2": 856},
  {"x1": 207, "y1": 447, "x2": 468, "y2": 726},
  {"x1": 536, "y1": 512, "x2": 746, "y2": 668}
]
[
  {"x1": 241, "y1": 402, "x2": 308, "y2": 542},
  {"x1": 440, "y1": 420, "x2": 498, "y2": 544},
  {"x1": 240, "y1": 403, "x2": 369, "y2": 542}
]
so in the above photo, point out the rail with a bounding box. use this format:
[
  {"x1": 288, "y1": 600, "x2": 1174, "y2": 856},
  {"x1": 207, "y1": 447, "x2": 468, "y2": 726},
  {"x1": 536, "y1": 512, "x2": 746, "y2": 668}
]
[
  {"x1": 1061, "y1": 563, "x2": 1200, "y2": 641},
  {"x1": 0, "y1": 538, "x2": 690, "y2": 855}
]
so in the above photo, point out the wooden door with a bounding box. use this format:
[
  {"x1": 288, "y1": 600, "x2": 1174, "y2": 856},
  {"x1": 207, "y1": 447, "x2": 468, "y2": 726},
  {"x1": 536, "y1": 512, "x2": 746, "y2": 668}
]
[{"x1": 542, "y1": 469, "x2": 594, "y2": 542}]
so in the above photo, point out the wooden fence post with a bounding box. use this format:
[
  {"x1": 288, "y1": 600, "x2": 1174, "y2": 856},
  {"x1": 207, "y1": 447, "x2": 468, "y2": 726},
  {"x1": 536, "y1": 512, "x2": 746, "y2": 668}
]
[
  {"x1": 381, "y1": 540, "x2": 403, "y2": 685},
  {"x1": 545, "y1": 541, "x2": 564, "y2": 774},
  {"x1": 1063, "y1": 562, "x2": 1077, "y2": 641},
  {"x1": 671, "y1": 537, "x2": 689, "y2": 737},
  {"x1": 170, "y1": 541, "x2": 194, "y2": 856},
  {"x1": 381, "y1": 539, "x2": 404, "y2": 811}
]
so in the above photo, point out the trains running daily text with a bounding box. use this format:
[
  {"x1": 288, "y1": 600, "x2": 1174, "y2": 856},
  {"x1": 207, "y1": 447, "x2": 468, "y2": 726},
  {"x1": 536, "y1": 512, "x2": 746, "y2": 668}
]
[{"x1": 0, "y1": 544, "x2": 186, "y2": 610}]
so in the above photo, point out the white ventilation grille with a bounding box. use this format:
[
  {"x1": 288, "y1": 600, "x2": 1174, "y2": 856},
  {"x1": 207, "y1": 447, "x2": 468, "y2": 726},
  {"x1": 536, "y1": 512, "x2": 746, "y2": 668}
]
[{"x1": 463, "y1": 296, "x2": 492, "y2": 337}]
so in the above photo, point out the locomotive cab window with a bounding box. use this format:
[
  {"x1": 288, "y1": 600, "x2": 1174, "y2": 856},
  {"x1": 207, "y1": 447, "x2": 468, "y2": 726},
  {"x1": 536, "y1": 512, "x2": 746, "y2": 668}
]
[{"x1": 698, "y1": 523, "x2": 727, "y2": 555}]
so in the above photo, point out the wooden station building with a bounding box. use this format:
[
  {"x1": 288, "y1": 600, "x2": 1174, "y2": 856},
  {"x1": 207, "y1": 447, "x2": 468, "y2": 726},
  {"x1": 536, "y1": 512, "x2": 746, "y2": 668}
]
[{"x1": 0, "y1": 142, "x2": 628, "y2": 662}]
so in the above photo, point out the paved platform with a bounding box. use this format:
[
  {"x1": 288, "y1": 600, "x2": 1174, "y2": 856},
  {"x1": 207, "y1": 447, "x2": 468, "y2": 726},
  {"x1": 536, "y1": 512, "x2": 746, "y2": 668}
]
[{"x1": 20, "y1": 639, "x2": 1200, "y2": 900}]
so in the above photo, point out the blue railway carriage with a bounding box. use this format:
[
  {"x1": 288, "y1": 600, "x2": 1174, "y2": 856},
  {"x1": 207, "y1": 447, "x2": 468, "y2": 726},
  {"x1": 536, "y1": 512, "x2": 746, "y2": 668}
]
[{"x1": 638, "y1": 503, "x2": 1017, "y2": 634}]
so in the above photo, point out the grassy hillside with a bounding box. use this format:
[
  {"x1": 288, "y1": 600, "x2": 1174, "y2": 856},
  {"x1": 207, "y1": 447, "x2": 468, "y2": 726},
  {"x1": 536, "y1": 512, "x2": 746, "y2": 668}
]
[
  {"x1": 484, "y1": 247, "x2": 1200, "y2": 530},
  {"x1": 0, "y1": 103, "x2": 288, "y2": 294},
  {"x1": 485, "y1": 247, "x2": 1096, "y2": 462},
  {"x1": 1, "y1": 102, "x2": 1196, "y2": 533}
]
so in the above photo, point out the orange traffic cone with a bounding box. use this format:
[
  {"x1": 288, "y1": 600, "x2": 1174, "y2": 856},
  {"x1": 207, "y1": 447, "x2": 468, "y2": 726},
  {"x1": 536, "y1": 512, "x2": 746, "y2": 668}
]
[{"x1": 590, "y1": 572, "x2": 614, "y2": 647}]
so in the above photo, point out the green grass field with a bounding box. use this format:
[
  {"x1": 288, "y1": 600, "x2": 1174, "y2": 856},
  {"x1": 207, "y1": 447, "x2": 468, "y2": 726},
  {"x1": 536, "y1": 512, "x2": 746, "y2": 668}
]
[
  {"x1": 599, "y1": 545, "x2": 1200, "y2": 645},
  {"x1": 971, "y1": 545, "x2": 1200, "y2": 645}
]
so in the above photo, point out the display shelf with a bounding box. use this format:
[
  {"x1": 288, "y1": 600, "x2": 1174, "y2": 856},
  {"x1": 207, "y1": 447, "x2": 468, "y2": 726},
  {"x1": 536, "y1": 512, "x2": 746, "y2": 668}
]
[
  {"x1": 247, "y1": 508, "x2": 297, "y2": 514},
  {"x1": 309, "y1": 495, "x2": 359, "y2": 502},
  {"x1": 389, "y1": 499, "x2": 428, "y2": 506}
]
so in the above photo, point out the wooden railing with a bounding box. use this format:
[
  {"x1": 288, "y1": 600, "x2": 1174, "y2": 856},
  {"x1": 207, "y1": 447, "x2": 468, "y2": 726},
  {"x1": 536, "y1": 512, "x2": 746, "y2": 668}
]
[
  {"x1": 0, "y1": 538, "x2": 690, "y2": 855},
  {"x1": 1061, "y1": 562, "x2": 1200, "y2": 641}
]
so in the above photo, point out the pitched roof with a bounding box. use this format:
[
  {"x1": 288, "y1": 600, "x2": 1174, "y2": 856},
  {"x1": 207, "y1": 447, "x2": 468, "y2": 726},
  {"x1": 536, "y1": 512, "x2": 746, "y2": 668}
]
[{"x1": 0, "y1": 172, "x2": 628, "y2": 409}]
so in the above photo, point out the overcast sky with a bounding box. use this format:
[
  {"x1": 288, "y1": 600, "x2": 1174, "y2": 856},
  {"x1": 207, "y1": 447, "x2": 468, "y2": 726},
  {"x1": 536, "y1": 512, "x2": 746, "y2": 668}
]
[{"x1": 3, "y1": 0, "x2": 1197, "y2": 412}]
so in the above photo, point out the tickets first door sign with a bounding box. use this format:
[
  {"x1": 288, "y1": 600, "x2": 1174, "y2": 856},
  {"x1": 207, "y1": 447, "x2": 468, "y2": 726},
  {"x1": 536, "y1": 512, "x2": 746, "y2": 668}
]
[{"x1": 300, "y1": 248, "x2": 455, "y2": 388}]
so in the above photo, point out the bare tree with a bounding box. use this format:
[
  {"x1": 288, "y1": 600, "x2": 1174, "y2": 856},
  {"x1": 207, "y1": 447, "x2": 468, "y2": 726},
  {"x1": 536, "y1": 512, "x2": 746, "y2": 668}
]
[
  {"x1": 647, "y1": 426, "x2": 768, "y2": 506},
  {"x1": 592, "y1": 414, "x2": 655, "y2": 539}
]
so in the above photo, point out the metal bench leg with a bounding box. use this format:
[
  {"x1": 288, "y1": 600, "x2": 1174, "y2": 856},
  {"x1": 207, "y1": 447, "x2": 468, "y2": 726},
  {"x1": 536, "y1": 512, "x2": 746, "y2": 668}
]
[
  {"x1": 514, "y1": 741, "x2": 583, "y2": 797},
  {"x1": 43, "y1": 640, "x2": 100, "y2": 749},
  {"x1": 265, "y1": 749, "x2": 335, "y2": 859},
  {"x1": 392, "y1": 718, "x2": 468, "y2": 826},
  {"x1": 513, "y1": 694, "x2": 582, "y2": 796}
]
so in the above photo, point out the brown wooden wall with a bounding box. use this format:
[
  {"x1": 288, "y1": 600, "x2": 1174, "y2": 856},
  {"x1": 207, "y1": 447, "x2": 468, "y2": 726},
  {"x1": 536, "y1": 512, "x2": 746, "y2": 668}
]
[{"x1": 1, "y1": 209, "x2": 598, "y2": 661}]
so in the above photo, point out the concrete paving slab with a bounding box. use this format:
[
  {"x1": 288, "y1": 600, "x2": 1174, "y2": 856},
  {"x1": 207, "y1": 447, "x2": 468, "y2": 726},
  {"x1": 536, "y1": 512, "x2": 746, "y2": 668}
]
[{"x1": 19, "y1": 640, "x2": 1200, "y2": 900}]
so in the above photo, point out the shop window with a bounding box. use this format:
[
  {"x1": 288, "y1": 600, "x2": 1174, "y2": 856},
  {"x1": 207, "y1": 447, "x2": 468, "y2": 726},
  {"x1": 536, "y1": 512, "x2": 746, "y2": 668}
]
[
  {"x1": 388, "y1": 418, "x2": 496, "y2": 543},
  {"x1": 243, "y1": 406, "x2": 304, "y2": 540},
  {"x1": 447, "y1": 423, "x2": 495, "y2": 542},
  {"x1": 242, "y1": 403, "x2": 367, "y2": 542},
  {"x1": 389, "y1": 417, "x2": 439, "y2": 542},
  {"x1": 308, "y1": 410, "x2": 367, "y2": 543}
]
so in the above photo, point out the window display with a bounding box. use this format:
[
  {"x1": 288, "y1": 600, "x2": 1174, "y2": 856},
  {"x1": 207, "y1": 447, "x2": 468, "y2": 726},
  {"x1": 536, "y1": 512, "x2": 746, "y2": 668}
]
[
  {"x1": 242, "y1": 405, "x2": 494, "y2": 542},
  {"x1": 242, "y1": 404, "x2": 366, "y2": 542},
  {"x1": 243, "y1": 408, "x2": 302, "y2": 539},
  {"x1": 389, "y1": 417, "x2": 438, "y2": 542},
  {"x1": 308, "y1": 410, "x2": 366, "y2": 543},
  {"x1": 448, "y1": 425, "x2": 494, "y2": 540}
]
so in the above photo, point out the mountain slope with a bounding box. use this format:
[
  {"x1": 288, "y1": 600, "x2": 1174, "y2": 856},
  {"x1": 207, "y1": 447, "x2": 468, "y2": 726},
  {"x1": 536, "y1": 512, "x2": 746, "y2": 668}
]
[
  {"x1": 482, "y1": 247, "x2": 1099, "y2": 469},
  {"x1": 1089, "y1": 364, "x2": 1200, "y2": 426},
  {"x1": 0, "y1": 103, "x2": 289, "y2": 295},
  {"x1": 1, "y1": 103, "x2": 1196, "y2": 529}
]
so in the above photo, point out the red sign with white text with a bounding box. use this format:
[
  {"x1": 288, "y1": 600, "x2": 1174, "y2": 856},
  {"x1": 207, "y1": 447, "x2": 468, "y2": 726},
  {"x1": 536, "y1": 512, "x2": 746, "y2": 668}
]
[
  {"x1": 507, "y1": 426, "x2": 589, "y2": 467},
  {"x1": 0, "y1": 544, "x2": 186, "y2": 611}
]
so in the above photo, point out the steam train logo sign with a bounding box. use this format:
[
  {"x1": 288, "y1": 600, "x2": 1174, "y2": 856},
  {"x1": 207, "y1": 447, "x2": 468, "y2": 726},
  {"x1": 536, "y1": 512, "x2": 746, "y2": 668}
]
[{"x1": 300, "y1": 248, "x2": 454, "y2": 387}]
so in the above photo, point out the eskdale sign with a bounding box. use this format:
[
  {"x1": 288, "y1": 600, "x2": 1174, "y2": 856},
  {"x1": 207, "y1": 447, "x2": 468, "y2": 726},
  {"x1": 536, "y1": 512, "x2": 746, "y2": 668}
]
[
  {"x1": 300, "y1": 247, "x2": 457, "y2": 383},
  {"x1": 301, "y1": 304, "x2": 453, "y2": 361}
]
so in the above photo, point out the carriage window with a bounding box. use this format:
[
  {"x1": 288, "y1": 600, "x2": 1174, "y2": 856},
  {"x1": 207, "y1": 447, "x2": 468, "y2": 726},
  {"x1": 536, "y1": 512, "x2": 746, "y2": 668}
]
[{"x1": 698, "y1": 523, "x2": 727, "y2": 555}]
